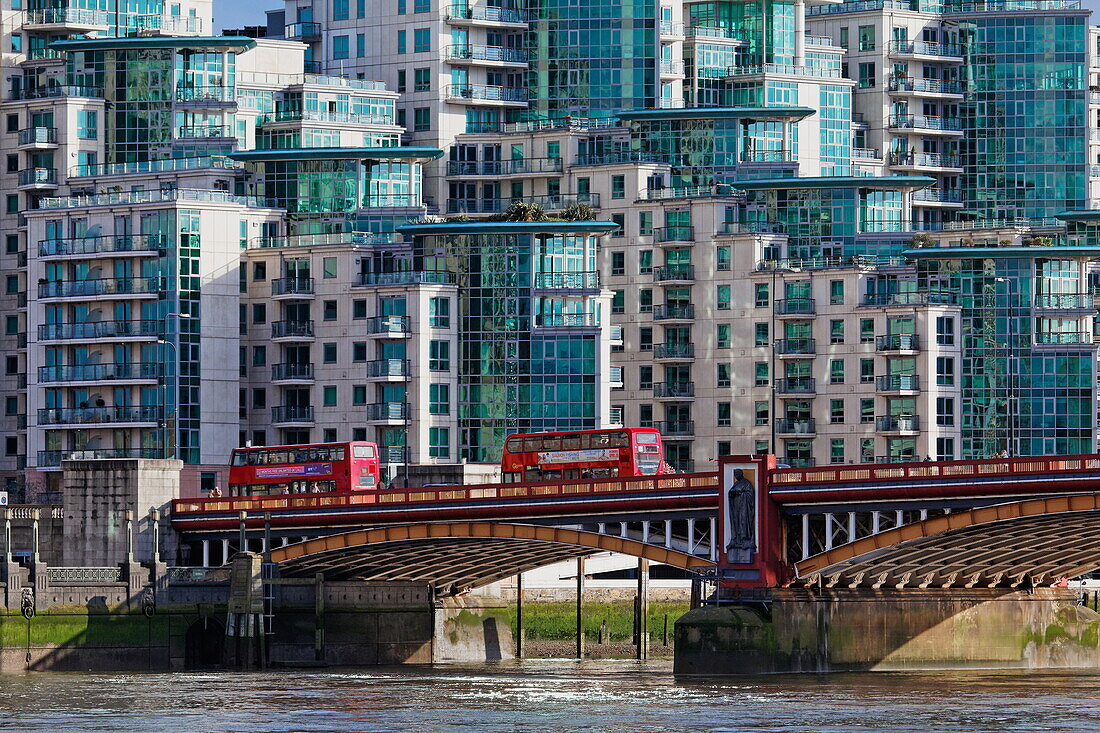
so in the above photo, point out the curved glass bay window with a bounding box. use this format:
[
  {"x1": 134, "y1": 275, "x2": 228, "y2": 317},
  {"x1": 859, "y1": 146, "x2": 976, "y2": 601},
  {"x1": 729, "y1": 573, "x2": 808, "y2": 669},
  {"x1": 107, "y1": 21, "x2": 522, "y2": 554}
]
[{"x1": 398, "y1": 221, "x2": 617, "y2": 464}]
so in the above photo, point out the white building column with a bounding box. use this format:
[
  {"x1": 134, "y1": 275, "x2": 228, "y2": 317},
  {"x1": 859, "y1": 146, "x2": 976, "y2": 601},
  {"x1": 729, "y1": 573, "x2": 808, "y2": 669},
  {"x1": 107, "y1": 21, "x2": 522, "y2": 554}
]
[
  {"x1": 794, "y1": 0, "x2": 806, "y2": 67},
  {"x1": 201, "y1": 540, "x2": 210, "y2": 567}
]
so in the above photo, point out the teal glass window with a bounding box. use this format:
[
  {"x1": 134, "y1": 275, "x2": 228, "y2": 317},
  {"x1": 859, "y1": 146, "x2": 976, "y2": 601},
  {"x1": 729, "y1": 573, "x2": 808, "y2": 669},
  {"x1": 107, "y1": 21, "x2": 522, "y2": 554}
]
[
  {"x1": 429, "y1": 297, "x2": 450, "y2": 327},
  {"x1": 429, "y1": 384, "x2": 449, "y2": 414},
  {"x1": 352, "y1": 386, "x2": 367, "y2": 405},
  {"x1": 830, "y1": 359, "x2": 845, "y2": 384},
  {"x1": 754, "y1": 322, "x2": 768, "y2": 346},
  {"x1": 333, "y1": 35, "x2": 350, "y2": 59},
  {"x1": 429, "y1": 340, "x2": 449, "y2": 371},
  {"x1": 324, "y1": 386, "x2": 338, "y2": 406},
  {"x1": 429, "y1": 427, "x2": 450, "y2": 458},
  {"x1": 76, "y1": 110, "x2": 97, "y2": 139},
  {"x1": 414, "y1": 28, "x2": 430, "y2": 52},
  {"x1": 334, "y1": 0, "x2": 349, "y2": 19},
  {"x1": 754, "y1": 283, "x2": 769, "y2": 307},
  {"x1": 397, "y1": 30, "x2": 406, "y2": 53}
]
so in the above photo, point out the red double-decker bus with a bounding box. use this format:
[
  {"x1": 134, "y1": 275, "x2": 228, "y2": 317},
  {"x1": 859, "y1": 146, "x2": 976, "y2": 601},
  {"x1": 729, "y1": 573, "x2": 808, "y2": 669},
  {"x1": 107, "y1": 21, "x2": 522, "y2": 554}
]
[
  {"x1": 228, "y1": 441, "x2": 381, "y2": 496},
  {"x1": 501, "y1": 428, "x2": 670, "y2": 483}
]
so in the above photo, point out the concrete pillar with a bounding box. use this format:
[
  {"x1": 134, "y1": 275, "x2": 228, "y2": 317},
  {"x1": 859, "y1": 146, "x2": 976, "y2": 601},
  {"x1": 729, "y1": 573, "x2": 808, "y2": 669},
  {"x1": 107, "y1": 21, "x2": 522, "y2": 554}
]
[
  {"x1": 848, "y1": 512, "x2": 857, "y2": 543},
  {"x1": 201, "y1": 540, "x2": 210, "y2": 567},
  {"x1": 794, "y1": 0, "x2": 806, "y2": 67},
  {"x1": 31, "y1": 509, "x2": 40, "y2": 566},
  {"x1": 636, "y1": 558, "x2": 650, "y2": 660},
  {"x1": 825, "y1": 513, "x2": 835, "y2": 551},
  {"x1": 619, "y1": 521, "x2": 628, "y2": 538},
  {"x1": 515, "y1": 572, "x2": 525, "y2": 659},
  {"x1": 872, "y1": 511, "x2": 882, "y2": 535},
  {"x1": 664, "y1": 520, "x2": 672, "y2": 547},
  {"x1": 801, "y1": 514, "x2": 810, "y2": 560},
  {"x1": 221, "y1": 539, "x2": 229, "y2": 565},
  {"x1": 575, "y1": 557, "x2": 585, "y2": 659},
  {"x1": 2, "y1": 508, "x2": 10, "y2": 564},
  {"x1": 687, "y1": 518, "x2": 697, "y2": 553},
  {"x1": 708, "y1": 517, "x2": 717, "y2": 561}
]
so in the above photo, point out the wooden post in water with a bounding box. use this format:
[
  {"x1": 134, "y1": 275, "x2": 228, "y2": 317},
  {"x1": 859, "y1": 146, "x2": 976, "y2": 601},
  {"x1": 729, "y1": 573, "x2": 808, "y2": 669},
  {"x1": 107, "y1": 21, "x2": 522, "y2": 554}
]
[
  {"x1": 515, "y1": 572, "x2": 525, "y2": 659},
  {"x1": 636, "y1": 558, "x2": 650, "y2": 660},
  {"x1": 575, "y1": 556, "x2": 585, "y2": 659}
]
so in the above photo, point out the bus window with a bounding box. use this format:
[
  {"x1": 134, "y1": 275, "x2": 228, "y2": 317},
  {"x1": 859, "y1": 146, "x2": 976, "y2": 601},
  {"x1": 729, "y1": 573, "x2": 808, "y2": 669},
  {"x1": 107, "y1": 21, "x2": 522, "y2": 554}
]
[
  {"x1": 562, "y1": 435, "x2": 581, "y2": 450},
  {"x1": 543, "y1": 436, "x2": 561, "y2": 451},
  {"x1": 591, "y1": 433, "x2": 611, "y2": 448},
  {"x1": 353, "y1": 445, "x2": 376, "y2": 458},
  {"x1": 636, "y1": 433, "x2": 658, "y2": 445},
  {"x1": 610, "y1": 432, "x2": 629, "y2": 448}
]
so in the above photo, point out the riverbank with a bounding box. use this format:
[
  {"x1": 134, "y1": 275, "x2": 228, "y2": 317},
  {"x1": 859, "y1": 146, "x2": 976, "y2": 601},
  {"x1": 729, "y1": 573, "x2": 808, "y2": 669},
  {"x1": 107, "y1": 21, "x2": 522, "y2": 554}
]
[{"x1": 501, "y1": 600, "x2": 688, "y2": 650}]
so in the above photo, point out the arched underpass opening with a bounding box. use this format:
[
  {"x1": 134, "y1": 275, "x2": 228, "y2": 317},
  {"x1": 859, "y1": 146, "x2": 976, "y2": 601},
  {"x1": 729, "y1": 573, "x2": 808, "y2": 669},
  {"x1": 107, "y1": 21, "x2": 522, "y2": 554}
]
[
  {"x1": 184, "y1": 616, "x2": 225, "y2": 669},
  {"x1": 268, "y1": 522, "x2": 715, "y2": 595}
]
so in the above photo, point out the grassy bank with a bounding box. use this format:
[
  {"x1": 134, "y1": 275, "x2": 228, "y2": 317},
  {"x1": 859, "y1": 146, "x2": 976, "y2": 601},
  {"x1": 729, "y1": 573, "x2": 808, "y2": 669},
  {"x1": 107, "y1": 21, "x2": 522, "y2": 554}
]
[{"x1": 504, "y1": 601, "x2": 689, "y2": 642}]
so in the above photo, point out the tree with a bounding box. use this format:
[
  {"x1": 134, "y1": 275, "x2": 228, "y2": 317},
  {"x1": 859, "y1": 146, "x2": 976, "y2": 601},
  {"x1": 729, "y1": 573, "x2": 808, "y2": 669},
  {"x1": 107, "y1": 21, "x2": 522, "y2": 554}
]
[
  {"x1": 560, "y1": 202, "x2": 596, "y2": 221},
  {"x1": 496, "y1": 200, "x2": 548, "y2": 222}
]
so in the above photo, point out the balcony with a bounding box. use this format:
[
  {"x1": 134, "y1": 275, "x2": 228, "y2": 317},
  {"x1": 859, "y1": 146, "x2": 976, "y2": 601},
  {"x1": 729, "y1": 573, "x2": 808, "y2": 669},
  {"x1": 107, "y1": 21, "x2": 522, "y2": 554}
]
[
  {"x1": 381, "y1": 446, "x2": 407, "y2": 464},
  {"x1": 38, "y1": 277, "x2": 162, "y2": 300},
  {"x1": 876, "y1": 334, "x2": 920, "y2": 352},
  {"x1": 775, "y1": 298, "x2": 816, "y2": 316},
  {"x1": 38, "y1": 448, "x2": 163, "y2": 467},
  {"x1": 652, "y1": 382, "x2": 695, "y2": 399},
  {"x1": 533, "y1": 272, "x2": 600, "y2": 290},
  {"x1": 367, "y1": 315, "x2": 410, "y2": 336},
  {"x1": 876, "y1": 375, "x2": 920, "y2": 393},
  {"x1": 887, "y1": 77, "x2": 964, "y2": 97},
  {"x1": 643, "y1": 185, "x2": 740, "y2": 201},
  {"x1": 38, "y1": 363, "x2": 160, "y2": 384},
  {"x1": 37, "y1": 405, "x2": 161, "y2": 426},
  {"x1": 39, "y1": 234, "x2": 168, "y2": 258},
  {"x1": 852, "y1": 147, "x2": 881, "y2": 161},
  {"x1": 444, "y1": 4, "x2": 527, "y2": 25},
  {"x1": 1034, "y1": 294, "x2": 1095, "y2": 312},
  {"x1": 888, "y1": 152, "x2": 962, "y2": 171},
  {"x1": 17, "y1": 127, "x2": 57, "y2": 149},
  {"x1": 652, "y1": 265, "x2": 695, "y2": 283},
  {"x1": 447, "y1": 193, "x2": 601, "y2": 215},
  {"x1": 654, "y1": 420, "x2": 694, "y2": 437},
  {"x1": 887, "y1": 114, "x2": 963, "y2": 135},
  {"x1": 610, "y1": 366, "x2": 623, "y2": 388},
  {"x1": 285, "y1": 22, "x2": 321, "y2": 40},
  {"x1": 913, "y1": 189, "x2": 963, "y2": 206},
  {"x1": 271, "y1": 320, "x2": 315, "y2": 340},
  {"x1": 775, "y1": 338, "x2": 816, "y2": 356},
  {"x1": 365, "y1": 402, "x2": 408, "y2": 422},
  {"x1": 660, "y1": 60, "x2": 685, "y2": 76},
  {"x1": 444, "y1": 84, "x2": 528, "y2": 105},
  {"x1": 271, "y1": 277, "x2": 315, "y2": 298},
  {"x1": 535, "y1": 313, "x2": 599, "y2": 328},
  {"x1": 776, "y1": 418, "x2": 817, "y2": 435},
  {"x1": 862, "y1": 292, "x2": 956, "y2": 307},
  {"x1": 38, "y1": 320, "x2": 160, "y2": 342},
  {"x1": 652, "y1": 304, "x2": 695, "y2": 321},
  {"x1": 781, "y1": 457, "x2": 816, "y2": 468},
  {"x1": 8, "y1": 85, "x2": 101, "y2": 101},
  {"x1": 17, "y1": 167, "x2": 58, "y2": 190},
  {"x1": 446, "y1": 157, "x2": 563, "y2": 176},
  {"x1": 23, "y1": 7, "x2": 111, "y2": 29},
  {"x1": 888, "y1": 40, "x2": 964, "y2": 61},
  {"x1": 272, "y1": 406, "x2": 315, "y2": 425},
  {"x1": 271, "y1": 363, "x2": 314, "y2": 382},
  {"x1": 357, "y1": 271, "x2": 456, "y2": 286},
  {"x1": 445, "y1": 45, "x2": 528, "y2": 65},
  {"x1": 177, "y1": 125, "x2": 233, "y2": 140},
  {"x1": 365, "y1": 358, "x2": 409, "y2": 379},
  {"x1": 175, "y1": 85, "x2": 237, "y2": 108},
  {"x1": 652, "y1": 226, "x2": 695, "y2": 243},
  {"x1": 876, "y1": 415, "x2": 920, "y2": 434},
  {"x1": 1034, "y1": 332, "x2": 1094, "y2": 346},
  {"x1": 775, "y1": 377, "x2": 816, "y2": 395},
  {"x1": 740, "y1": 149, "x2": 795, "y2": 164},
  {"x1": 652, "y1": 343, "x2": 694, "y2": 361}
]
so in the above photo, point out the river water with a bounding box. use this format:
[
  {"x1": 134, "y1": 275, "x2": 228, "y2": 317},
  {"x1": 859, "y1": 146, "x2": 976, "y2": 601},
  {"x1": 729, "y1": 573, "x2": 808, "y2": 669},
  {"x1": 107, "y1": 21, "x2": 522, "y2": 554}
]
[{"x1": 2, "y1": 661, "x2": 1100, "y2": 732}]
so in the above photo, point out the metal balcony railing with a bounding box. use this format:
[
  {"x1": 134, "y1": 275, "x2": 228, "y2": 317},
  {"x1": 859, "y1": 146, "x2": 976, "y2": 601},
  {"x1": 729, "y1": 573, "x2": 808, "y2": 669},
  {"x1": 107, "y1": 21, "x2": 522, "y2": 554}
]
[
  {"x1": 366, "y1": 359, "x2": 409, "y2": 378},
  {"x1": 876, "y1": 375, "x2": 920, "y2": 391},
  {"x1": 444, "y1": 84, "x2": 528, "y2": 102},
  {"x1": 862, "y1": 292, "x2": 956, "y2": 307},
  {"x1": 39, "y1": 234, "x2": 168, "y2": 257},
  {"x1": 535, "y1": 313, "x2": 599, "y2": 327},
  {"x1": 446, "y1": 157, "x2": 563, "y2": 176},
  {"x1": 17, "y1": 127, "x2": 56, "y2": 145},
  {"x1": 38, "y1": 406, "x2": 162, "y2": 425},
  {"x1": 876, "y1": 415, "x2": 920, "y2": 432},
  {"x1": 271, "y1": 320, "x2": 314, "y2": 339},
  {"x1": 655, "y1": 420, "x2": 694, "y2": 436},
  {"x1": 775, "y1": 377, "x2": 816, "y2": 394},
  {"x1": 889, "y1": 152, "x2": 962, "y2": 168},
  {"x1": 888, "y1": 114, "x2": 963, "y2": 131},
  {"x1": 1034, "y1": 294, "x2": 1094, "y2": 310},
  {"x1": 652, "y1": 265, "x2": 695, "y2": 282},
  {"x1": 652, "y1": 382, "x2": 695, "y2": 398},
  {"x1": 876, "y1": 334, "x2": 919, "y2": 351},
  {"x1": 887, "y1": 77, "x2": 964, "y2": 94},
  {"x1": 776, "y1": 418, "x2": 816, "y2": 434},
  {"x1": 652, "y1": 226, "x2": 695, "y2": 243},
  {"x1": 365, "y1": 403, "x2": 408, "y2": 420},
  {"x1": 18, "y1": 167, "x2": 57, "y2": 186},
  {"x1": 533, "y1": 272, "x2": 600, "y2": 289},
  {"x1": 775, "y1": 338, "x2": 816, "y2": 355},
  {"x1": 38, "y1": 363, "x2": 160, "y2": 382},
  {"x1": 652, "y1": 343, "x2": 694, "y2": 360},
  {"x1": 38, "y1": 278, "x2": 162, "y2": 298},
  {"x1": 271, "y1": 363, "x2": 314, "y2": 381},
  {"x1": 272, "y1": 406, "x2": 315, "y2": 424},
  {"x1": 367, "y1": 315, "x2": 410, "y2": 334},
  {"x1": 775, "y1": 298, "x2": 816, "y2": 316},
  {"x1": 285, "y1": 21, "x2": 321, "y2": 40},
  {"x1": 445, "y1": 45, "x2": 528, "y2": 63},
  {"x1": 271, "y1": 277, "x2": 315, "y2": 296},
  {"x1": 888, "y1": 40, "x2": 964, "y2": 57},
  {"x1": 38, "y1": 320, "x2": 161, "y2": 340},
  {"x1": 444, "y1": 4, "x2": 527, "y2": 23},
  {"x1": 652, "y1": 304, "x2": 695, "y2": 321}
]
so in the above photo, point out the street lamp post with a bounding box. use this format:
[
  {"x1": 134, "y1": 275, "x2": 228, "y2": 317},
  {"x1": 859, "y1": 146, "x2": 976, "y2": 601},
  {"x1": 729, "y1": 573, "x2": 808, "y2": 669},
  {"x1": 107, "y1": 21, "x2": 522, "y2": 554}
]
[{"x1": 156, "y1": 312, "x2": 190, "y2": 460}]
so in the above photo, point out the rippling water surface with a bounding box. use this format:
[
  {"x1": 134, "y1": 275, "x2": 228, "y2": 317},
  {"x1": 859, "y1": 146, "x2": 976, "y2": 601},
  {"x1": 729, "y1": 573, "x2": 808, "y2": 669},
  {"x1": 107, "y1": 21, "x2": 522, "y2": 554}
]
[{"x1": 3, "y1": 661, "x2": 1100, "y2": 732}]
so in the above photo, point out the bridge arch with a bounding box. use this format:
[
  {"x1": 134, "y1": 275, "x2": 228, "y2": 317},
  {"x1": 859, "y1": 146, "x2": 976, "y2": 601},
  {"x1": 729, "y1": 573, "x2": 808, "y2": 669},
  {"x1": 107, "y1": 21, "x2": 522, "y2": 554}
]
[
  {"x1": 269, "y1": 522, "x2": 715, "y2": 594},
  {"x1": 793, "y1": 494, "x2": 1100, "y2": 589}
]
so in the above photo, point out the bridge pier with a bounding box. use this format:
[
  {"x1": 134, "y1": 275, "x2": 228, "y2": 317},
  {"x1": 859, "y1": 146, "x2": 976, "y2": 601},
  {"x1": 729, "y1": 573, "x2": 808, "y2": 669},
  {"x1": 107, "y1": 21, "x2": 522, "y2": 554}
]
[{"x1": 675, "y1": 587, "x2": 1100, "y2": 675}]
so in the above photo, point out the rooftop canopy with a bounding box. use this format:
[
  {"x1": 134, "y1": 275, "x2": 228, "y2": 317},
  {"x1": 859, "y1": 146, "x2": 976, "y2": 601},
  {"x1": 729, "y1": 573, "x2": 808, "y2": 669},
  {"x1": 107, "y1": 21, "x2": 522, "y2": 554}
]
[
  {"x1": 905, "y1": 246, "x2": 1100, "y2": 259},
  {"x1": 398, "y1": 221, "x2": 620, "y2": 237},
  {"x1": 618, "y1": 106, "x2": 817, "y2": 122},
  {"x1": 52, "y1": 36, "x2": 257, "y2": 52},
  {"x1": 736, "y1": 175, "x2": 936, "y2": 191},
  {"x1": 230, "y1": 147, "x2": 444, "y2": 163}
]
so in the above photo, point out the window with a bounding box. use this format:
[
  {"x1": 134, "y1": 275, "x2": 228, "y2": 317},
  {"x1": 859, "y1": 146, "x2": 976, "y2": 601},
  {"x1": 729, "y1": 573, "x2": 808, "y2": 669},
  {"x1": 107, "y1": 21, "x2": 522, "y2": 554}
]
[
  {"x1": 333, "y1": 35, "x2": 350, "y2": 59},
  {"x1": 353, "y1": 428, "x2": 367, "y2": 441},
  {"x1": 639, "y1": 249, "x2": 653, "y2": 274},
  {"x1": 754, "y1": 362, "x2": 769, "y2": 386},
  {"x1": 639, "y1": 365, "x2": 653, "y2": 390},
  {"x1": 861, "y1": 438, "x2": 874, "y2": 463},
  {"x1": 252, "y1": 304, "x2": 266, "y2": 324},
  {"x1": 5, "y1": 356, "x2": 16, "y2": 374},
  {"x1": 546, "y1": 141, "x2": 560, "y2": 159},
  {"x1": 353, "y1": 342, "x2": 367, "y2": 362},
  {"x1": 830, "y1": 359, "x2": 845, "y2": 384},
  {"x1": 717, "y1": 285, "x2": 731, "y2": 310},
  {"x1": 830, "y1": 319, "x2": 844, "y2": 344},
  {"x1": 76, "y1": 110, "x2": 97, "y2": 139},
  {"x1": 357, "y1": 34, "x2": 365, "y2": 57},
  {"x1": 323, "y1": 343, "x2": 337, "y2": 363},
  {"x1": 323, "y1": 386, "x2": 338, "y2": 406},
  {"x1": 5, "y1": 316, "x2": 17, "y2": 335},
  {"x1": 5, "y1": 115, "x2": 15, "y2": 133},
  {"x1": 252, "y1": 388, "x2": 266, "y2": 409},
  {"x1": 323, "y1": 429, "x2": 337, "y2": 443},
  {"x1": 5, "y1": 397, "x2": 17, "y2": 415},
  {"x1": 829, "y1": 280, "x2": 844, "y2": 305},
  {"x1": 611, "y1": 175, "x2": 625, "y2": 199},
  {"x1": 612, "y1": 290, "x2": 624, "y2": 314},
  {"x1": 639, "y1": 289, "x2": 652, "y2": 313},
  {"x1": 429, "y1": 297, "x2": 450, "y2": 327},
  {"x1": 397, "y1": 69, "x2": 406, "y2": 92},
  {"x1": 839, "y1": 26, "x2": 849, "y2": 48},
  {"x1": 323, "y1": 257, "x2": 337, "y2": 278},
  {"x1": 397, "y1": 30, "x2": 406, "y2": 53},
  {"x1": 5, "y1": 276, "x2": 16, "y2": 294},
  {"x1": 639, "y1": 328, "x2": 653, "y2": 351},
  {"x1": 7, "y1": 195, "x2": 19, "y2": 214},
  {"x1": 830, "y1": 399, "x2": 845, "y2": 424},
  {"x1": 718, "y1": 441, "x2": 732, "y2": 457},
  {"x1": 353, "y1": 299, "x2": 367, "y2": 319},
  {"x1": 5, "y1": 156, "x2": 14, "y2": 174},
  {"x1": 936, "y1": 316, "x2": 955, "y2": 345},
  {"x1": 717, "y1": 363, "x2": 731, "y2": 388},
  {"x1": 429, "y1": 427, "x2": 450, "y2": 458},
  {"x1": 718, "y1": 402, "x2": 732, "y2": 427},
  {"x1": 414, "y1": 0, "x2": 430, "y2": 10},
  {"x1": 610, "y1": 213, "x2": 625, "y2": 236},
  {"x1": 936, "y1": 357, "x2": 954, "y2": 386},
  {"x1": 334, "y1": 0, "x2": 349, "y2": 18},
  {"x1": 639, "y1": 212, "x2": 653, "y2": 237},
  {"x1": 858, "y1": 62, "x2": 876, "y2": 88},
  {"x1": 860, "y1": 398, "x2": 874, "y2": 423},
  {"x1": 352, "y1": 385, "x2": 367, "y2": 405},
  {"x1": 936, "y1": 437, "x2": 955, "y2": 461},
  {"x1": 858, "y1": 24, "x2": 875, "y2": 50},
  {"x1": 414, "y1": 67, "x2": 431, "y2": 91},
  {"x1": 754, "y1": 322, "x2": 769, "y2": 346},
  {"x1": 754, "y1": 283, "x2": 769, "y2": 308},
  {"x1": 610, "y1": 251, "x2": 625, "y2": 275},
  {"x1": 860, "y1": 358, "x2": 874, "y2": 383},
  {"x1": 830, "y1": 439, "x2": 845, "y2": 464},
  {"x1": 5, "y1": 437, "x2": 16, "y2": 457},
  {"x1": 754, "y1": 401, "x2": 768, "y2": 426},
  {"x1": 252, "y1": 262, "x2": 267, "y2": 281},
  {"x1": 397, "y1": 0, "x2": 405, "y2": 12},
  {"x1": 413, "y1": 28, "x2": 431, "y2": 52},
  {"x1": 429, "y1": 340, "x2": 450, "y2": 370},
  {"x1": 717, "y1": 246, "x2": 730, "y2": 271},
  {"x1": 429, "y1": 384, "x2": 449, "y2": 414},
  {"x1": 860, "y1": 318, "x2": 875, "y2": 343},
  {"x1": 937, "y1": 397, "x2": 955, "y2": 426},
  {"x1": 716, "y1": 324, "x2": 731, "y2": 349},
  {"x1": 414, "y1": 107, "x2": 430, "y2": 131},
  {"x1": 323, "y1": 300, "x2": 337, "y2": 320},
  {"x1": 252, "y1": 346, "x2": 266, "y2": 367}
]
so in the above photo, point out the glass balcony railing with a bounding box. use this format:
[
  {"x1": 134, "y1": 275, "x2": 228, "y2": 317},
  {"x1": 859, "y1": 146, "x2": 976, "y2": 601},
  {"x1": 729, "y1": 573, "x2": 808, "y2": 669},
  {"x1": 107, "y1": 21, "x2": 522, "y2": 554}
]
[
  {"x1": 533, "y1": 272, "x2": 600, "y2": 289},
  {"x1": 271, "y1": 277, "x2": 315, "y2": 296},
  {"x1": 284, "y1": 21, "x2": 321, "y2": 40},
  {"x1": 38, "y1": 320, "x2": 161, "y2": 341},
  {"x1": 652, "y1": 304, "x2": 695, "y2": 321},
  {"x1": 38, "y1": 406, "x2": 162, "y2": 425},
  {"x1": 876, "y1": 415, "x2": 920, "y2": 432},
  {"x1": 888, "y1": 114, "x2": 963, "y2": 131},
  {"x1": 272, "y1": 406, "x2": 315, "y2": 424},
  {"x1": 39, "y1": 234, "x2": 169, "y2": 257},
  {"x1": 38, "y1": 363, "x2": 160, "y2": 383},
  {"x1": 445, "y1": 45, "x2": 528, "y2": 63},
  {"x1": 444, "y1": 84, "x2": 528, "y2": 103},
  {"x1": 17, "y1": 127, "x2": 56, "y2": 145},
  {"x1": 367, "y1": 315, "x2": 410, "y2": 335},
  {"x1": 652, "y1": 265, "x2": 695, "y2": 282},
  {"x1": 652, "y1": 343, "x2": 694, "y2": 360},
  {"x1": 271, "y1": 363, "x2": 314, "y2": 381},
  {"x1": 652, "y1": 382, "x2": 695, "y2": 398},
  {"x1": 18, "y1": 167, "x2": 57, "y2": 186},
  {"x1": 446, "y1": 157, "x2": 563, "y2": 176},
  {"x1": 535, "y1": 313, "x2": 599, "y2": 327},
  {"x1": 876, "y1": 375, "x2": 920, "y2": 392},
  {"x1": 775, "y1": 378, "x2": 816, "y2": 394},
  {"x1": 776, "y1": 419, "x2": 816, "y2": 434},
  {"x1": 271, "y1": 320, "x2": 315, "y2": 339},
  {"x1": 39, "y1": 277, "x2": 163, "y2": 298},
  {"x1": 775, "y1": 338, "x2": 816, "y2": 355},
  {"x1": 876, "y1": 334, "x2": 919, "y2": 351},
  {"x1": 888, "y1": 40, "x2": 964, "y2": 57},
  {"x1": 444, "y1": 4, "x2": 527, "y2": 23},
  {"x1": 366, "y1": 359, "x2": 409, "y2": 378},
  {"x1": 652, "y1": 226, "x2": 695, "y2": 243},
  {"x1": 365, "y1": 402, "x2": 408, "y2": 421},
  {"x1": 775, "y1": 298, "x2": 816, "y2": 316}
]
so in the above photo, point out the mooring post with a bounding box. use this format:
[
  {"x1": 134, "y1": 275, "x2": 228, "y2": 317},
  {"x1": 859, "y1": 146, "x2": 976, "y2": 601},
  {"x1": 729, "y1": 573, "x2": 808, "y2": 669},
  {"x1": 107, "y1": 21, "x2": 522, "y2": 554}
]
[
  {"x1": 263, "y1": 512, "x2": 272, "y2": 564},
  {"x1": 575, "y1": 556, "x2": 585, "y2": 659},
  {"x1": 637, "y1": 558, "x2": 650, "y2": 660},
  {"x1": 237, "y1": 511, "x2": 247, "y2": 555},
  {"x1": 515, "y1": 572, "x2": 525, "y2": 659}
]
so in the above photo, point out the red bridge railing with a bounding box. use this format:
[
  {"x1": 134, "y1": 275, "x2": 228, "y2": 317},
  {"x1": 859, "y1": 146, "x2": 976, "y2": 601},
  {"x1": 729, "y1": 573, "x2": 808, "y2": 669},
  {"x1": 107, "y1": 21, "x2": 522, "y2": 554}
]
[
  {"x1": 769, "y1": 453, "x2": 1100, "y2": 486},
  {"x1": 171, "y1": 471, "x2": 721, "y2": 516}
]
